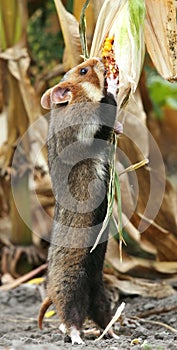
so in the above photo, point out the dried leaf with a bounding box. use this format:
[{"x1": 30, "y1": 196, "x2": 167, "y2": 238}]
[
  {"x1": 106, "y1": 236, "x2": 134, "y2": 273},
  {"x1": 133, "y1": 168, "x2": 177, "y2": 235},
  {"x1": 0, "y1": 47, "x2": 41, "y2": 124},
  {"x1": 118, "y1": 89, "x2": 149, "y2": 159},
  {"x1": 0, "y1": 47, "x2": 28, "y2": 62},
  {"x1": 119, "y1": 159, "x2": 149, "y2": 178},
  {"x1": 115, "y1": 162, "x2": 135, "y2": 219},
  {"x1": 145, "y1": 0, "x2": 177, "y2": 81},
  {"x1": 104, "y1": 273, "x2": 175, "y2": 298},
  {"x1": 106, "y1": 236, "x2": 177, "y2": 276},
  {"x1": 122, "y1": 213, "x2": 140, "y2": 242},
  {"x1": 53, "y1": 0, "x2": 82, "y2": 69},
  {"x1": 92, "y1": 0, "x2": 105, "y2": 20},
  {"x1": 118, "y1": 104, "x2": 169, "y2": 234},
  {"x1": 139, "y1": 215, "x2": 177, "y2": 261},
  {"x1": 148, "y1": 107, "x2": 177, "y2": 190}
]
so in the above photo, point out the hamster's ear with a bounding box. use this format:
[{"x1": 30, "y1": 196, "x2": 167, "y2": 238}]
[
  {"x1": 41, "y1": 83, "x2": 72, "y2": 109},
  {"x1": 41, "y1": 89, "x2": 51, "y2": 109},
  {"x1": 51, "y1": 84, "x2": 72, "y2": 105}
]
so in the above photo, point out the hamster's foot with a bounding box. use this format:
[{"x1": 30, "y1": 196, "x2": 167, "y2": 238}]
[
  {"x1": 70, "y1": 326, "x2": 85, "y2": 345},
  {"x1": 108, "y1": 327, "x2": 119, "y2": 339}
]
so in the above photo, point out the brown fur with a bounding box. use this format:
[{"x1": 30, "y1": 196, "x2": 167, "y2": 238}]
[
  {"x1": 38, "y1": 58, "x2": 117, "y2": 339},
  {"x1": 62, "y1": 58, "x2": 103, "y2": 90},
  {"x1": 41, "y1": 58, "x2": 104, "y2": 109}
]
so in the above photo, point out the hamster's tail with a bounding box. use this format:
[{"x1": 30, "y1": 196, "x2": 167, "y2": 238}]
[{"x1": 38, "y1": 296, "x2": 52, "y2": 330}]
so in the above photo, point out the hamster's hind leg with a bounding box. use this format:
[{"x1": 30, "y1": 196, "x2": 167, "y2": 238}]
[{"x1": 88, "y1": 280, "x2": 119, "y2": 339}]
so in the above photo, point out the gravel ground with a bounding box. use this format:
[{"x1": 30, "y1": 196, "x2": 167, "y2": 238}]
[{"x1": 0, "y1": 284, "x2": 177, "y2": 350}]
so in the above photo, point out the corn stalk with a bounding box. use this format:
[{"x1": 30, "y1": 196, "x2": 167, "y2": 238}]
[{"x1": 0, "y1": 0, "x2": 44, "y2": 274}]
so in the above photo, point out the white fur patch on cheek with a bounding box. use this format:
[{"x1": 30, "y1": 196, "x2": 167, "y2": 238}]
[{"x1": 82, "y1": 82, "x2": 104, "y2": 102}]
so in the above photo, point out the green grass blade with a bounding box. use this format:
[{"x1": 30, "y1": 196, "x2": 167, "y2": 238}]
[
  {"x1": 114, "y1": 170, "x2": 124, "y2": 262},
  {"x1": 90, "y1": 133, "x2": 117, "y2": 253}
]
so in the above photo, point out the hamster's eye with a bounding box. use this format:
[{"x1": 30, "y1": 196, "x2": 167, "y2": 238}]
[{"x1": 80, "y1": 67, "x2": 88, "y2": 75}]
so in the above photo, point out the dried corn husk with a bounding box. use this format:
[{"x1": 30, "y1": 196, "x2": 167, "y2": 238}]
[
  {"x1": 53, "y1": 0, "x2": 82, "y2": 69},
  {"x1": 90, "y1": 0, "x2": 177, "y2": 106},
  {"x1": 90, "y1": 0, "x2": 146, "y2": 108},
  {"x1": 145, "y1": 0, "x2": 177, "y2": 81}
]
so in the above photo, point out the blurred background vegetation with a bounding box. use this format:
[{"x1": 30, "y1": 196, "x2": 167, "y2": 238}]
[{"x1": 27, "y1": 0, "x2": 65, "y2": 75}]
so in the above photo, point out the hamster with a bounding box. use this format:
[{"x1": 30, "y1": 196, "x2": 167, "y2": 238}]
[{"x1": 38, "y1": 58, "x2": 118, "y2": 344}]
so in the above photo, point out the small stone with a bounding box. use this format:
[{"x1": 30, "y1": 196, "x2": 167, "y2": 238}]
[
  {"x1": 13, "y1": 287, "x2": 21, "y2": 294},
  {"x1": 129, "y1": 323, "x2": 136, "y2": 329},
  {"x1": 154, "y1": 331, "x2": 166, "y2": 340},
  {"x1": 23, "y1": 325, "x2": 32, "y2": 331},
  {"x1": 133, "y1": 326, "x2": 147, "y2": 338},
  {"x1": 9, "y1": 297, "x2": 17, "y2": 307},
  {"x1": 169, "y1": 342, "x2": 177, "y2": 350},
  {"x1": 0, "y1": 293, "x2": 10, "y2": 304},
  {"x1": 118, "y1": 326, "x2": 131, "y2": 336},
  {"x1": 24, "y1": 337, "x2": 33, "y2": 344},
  {"x1": 29, "y1": 334, "x2": 35, "y2": 338},
  {"x1": 51, "y1": 334, "x2": 63, "y2": 342},
  {"x1": 143, "y1": 303, "x2": 154, "y2": 310},
  {"x1": 113, "y1": 323, "x2": 120, "y2": 332},
  {"x1": 64, "y1": 335, "x2": 71, "y2": 343}
]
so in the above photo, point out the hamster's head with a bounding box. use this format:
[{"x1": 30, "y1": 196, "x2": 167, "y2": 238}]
[{"x1": 41, "y1": 58, "x2": 105, "y2": 109}]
